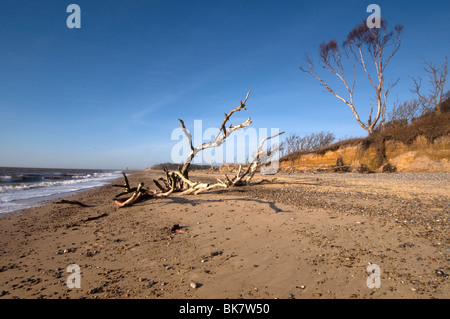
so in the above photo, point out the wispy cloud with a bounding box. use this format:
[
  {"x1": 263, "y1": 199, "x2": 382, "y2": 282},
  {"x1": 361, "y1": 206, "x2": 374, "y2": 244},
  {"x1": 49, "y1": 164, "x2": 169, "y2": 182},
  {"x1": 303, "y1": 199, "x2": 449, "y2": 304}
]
[
  {"x1": 131, "y1": 88, "x2": 189, "y2": 120},
  {"x1": 130, "y1": 60, "x2": 240, "y2": 123}
]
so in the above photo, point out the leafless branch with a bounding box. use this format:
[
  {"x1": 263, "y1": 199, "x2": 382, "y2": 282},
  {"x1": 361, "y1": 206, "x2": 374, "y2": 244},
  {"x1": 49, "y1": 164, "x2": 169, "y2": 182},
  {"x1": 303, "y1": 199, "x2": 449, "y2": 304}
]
[
  {"x1": 411, "y1": 56, "x2": 448, "y2": 115},
  {"x1": 304, "y1": 19, "x2": 403, "y2": 133}
]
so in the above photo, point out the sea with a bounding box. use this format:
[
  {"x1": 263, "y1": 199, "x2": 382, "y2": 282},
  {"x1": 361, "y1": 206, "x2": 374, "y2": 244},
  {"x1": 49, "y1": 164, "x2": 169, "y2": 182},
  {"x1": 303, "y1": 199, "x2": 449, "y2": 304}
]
[{"x1": 0, "y1": 167, "x2": 123, "y2": 216}]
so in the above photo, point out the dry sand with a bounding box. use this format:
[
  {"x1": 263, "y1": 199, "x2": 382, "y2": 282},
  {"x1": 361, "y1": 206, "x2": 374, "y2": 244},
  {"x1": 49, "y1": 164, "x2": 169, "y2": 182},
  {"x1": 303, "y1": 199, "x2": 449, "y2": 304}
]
[{"x1": 0, "y1": 170, "x2": 448, "y2": 299}]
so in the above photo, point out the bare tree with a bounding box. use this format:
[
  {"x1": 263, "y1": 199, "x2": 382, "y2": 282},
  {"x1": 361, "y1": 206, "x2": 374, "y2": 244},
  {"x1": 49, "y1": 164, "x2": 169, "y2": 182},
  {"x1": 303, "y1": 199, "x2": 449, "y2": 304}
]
[
  {"x1": 411, "y1": 56, "x2": 448, "y2": 115},
  {"x1": 280, "y1": 131, "x2": 335, "y2": 157},
  {"x1": 301, "y1": 19, "x2": 403, "y2": 134},
  {"x1": 281, "y1": 133, "x2": 300, "y2": 156},
  {"x1": 388, "y1": 98, "x2": 422, "y2": 126},
  {"x1": 153, "y1": 90, "x2": 284, "y2": 195},
  {"x1": 301, "y1": 131, "x2": 335, "y2": 152}
]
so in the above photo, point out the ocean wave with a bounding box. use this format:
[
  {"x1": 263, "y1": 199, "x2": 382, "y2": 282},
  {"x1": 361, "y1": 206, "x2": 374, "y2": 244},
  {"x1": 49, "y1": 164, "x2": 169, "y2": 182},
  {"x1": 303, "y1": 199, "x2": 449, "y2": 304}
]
[
  {"x1": 0, "y1": 171, "x2": 123, "y2": 212},
  {"x1": 0, "y1": 171, "x2": 121, "y2": 192},
  {"x1": 0, "y1": 179, "x2": 89, "y2": 192}
]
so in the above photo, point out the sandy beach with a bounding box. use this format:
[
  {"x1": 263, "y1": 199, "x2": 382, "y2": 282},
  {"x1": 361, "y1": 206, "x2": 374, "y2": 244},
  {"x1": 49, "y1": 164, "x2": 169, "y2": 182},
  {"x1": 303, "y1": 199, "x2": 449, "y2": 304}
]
[{"x1": 0, "y1": 170, "x2": 448, "y2": 299}]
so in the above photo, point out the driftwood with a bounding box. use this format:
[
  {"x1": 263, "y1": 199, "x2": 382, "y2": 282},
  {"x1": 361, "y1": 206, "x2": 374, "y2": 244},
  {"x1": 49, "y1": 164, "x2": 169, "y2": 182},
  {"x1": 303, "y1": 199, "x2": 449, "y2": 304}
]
[
  {"x1": 113, "y1": 173, "x2": 169, "y2": 208},
  {"x1": 222, "y1": 131, "x2": 284, "y2": 187},
  {"x1": 112, "y1": 172, "x2": 138, "y2": 198},
  {"x1": 153, "y1": 90, "x2": 284, "y2": 196},
  {"x1": 151, "y1": 90, "x2": 253, "y2": 195},
  {"x1": 178, "y1": 89, "x2": 252, "y2": 179},
  {"x1": 114, "y1": 90, "x2": 284, "y2": 208},
  {"x1": 54, "y1": 199, "x2": 91, "y2": 207}
]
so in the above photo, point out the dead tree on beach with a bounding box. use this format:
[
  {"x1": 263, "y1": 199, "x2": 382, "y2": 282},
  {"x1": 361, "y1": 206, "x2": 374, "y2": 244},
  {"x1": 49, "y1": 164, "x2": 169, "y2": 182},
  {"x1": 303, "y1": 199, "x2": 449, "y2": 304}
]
[
  {"x1": 153, "y1": 89, "x2": 284, "y2": 194},
  {"x1": 114, "y1": 90, "x2": 284, "y2": 207},
  {"x1": 113, "y1": 172, "x2": 167, "y2": 208}
]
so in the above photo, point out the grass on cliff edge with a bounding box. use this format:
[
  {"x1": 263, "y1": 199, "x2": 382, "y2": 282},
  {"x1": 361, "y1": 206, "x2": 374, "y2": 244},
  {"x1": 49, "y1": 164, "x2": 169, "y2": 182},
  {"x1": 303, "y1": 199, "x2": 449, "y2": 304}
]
[{"x1": 281, "y1": 100, "x2": 450, "y2": 164}]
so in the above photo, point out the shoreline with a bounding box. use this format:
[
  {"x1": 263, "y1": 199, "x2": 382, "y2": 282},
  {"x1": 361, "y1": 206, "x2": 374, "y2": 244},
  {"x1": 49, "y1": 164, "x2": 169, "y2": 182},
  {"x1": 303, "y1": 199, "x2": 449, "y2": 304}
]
[
  {"x1": 0, "y1": 186, "x2": 115, "y2": 219},
  {"x1": 0, "y1": 170, "x2": 448, "y2": 299},
  {"x1": 0, "y1": 168, "x2": 128, "y2": 218}
]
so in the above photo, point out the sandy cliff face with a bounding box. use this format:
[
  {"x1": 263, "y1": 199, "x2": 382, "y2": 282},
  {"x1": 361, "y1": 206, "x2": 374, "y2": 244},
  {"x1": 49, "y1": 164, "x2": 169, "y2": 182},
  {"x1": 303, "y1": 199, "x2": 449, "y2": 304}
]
[{"x1": 280, "y1": 134, "x2": 450, "y2": 173}]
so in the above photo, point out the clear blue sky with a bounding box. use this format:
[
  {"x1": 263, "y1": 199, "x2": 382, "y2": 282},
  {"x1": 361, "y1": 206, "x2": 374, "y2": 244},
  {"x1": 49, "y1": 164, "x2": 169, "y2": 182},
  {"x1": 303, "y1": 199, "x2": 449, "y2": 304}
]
[{"x1": 0, "y1": 0, "x2": 449, "y2": 169}]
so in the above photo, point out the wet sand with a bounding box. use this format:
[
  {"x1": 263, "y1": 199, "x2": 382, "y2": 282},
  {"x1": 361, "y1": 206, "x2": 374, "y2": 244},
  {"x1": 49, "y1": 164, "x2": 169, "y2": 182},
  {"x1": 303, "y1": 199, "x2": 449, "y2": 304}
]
[{"x1": 0, "y1": 170, "x2": 448, "y2": 299}]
